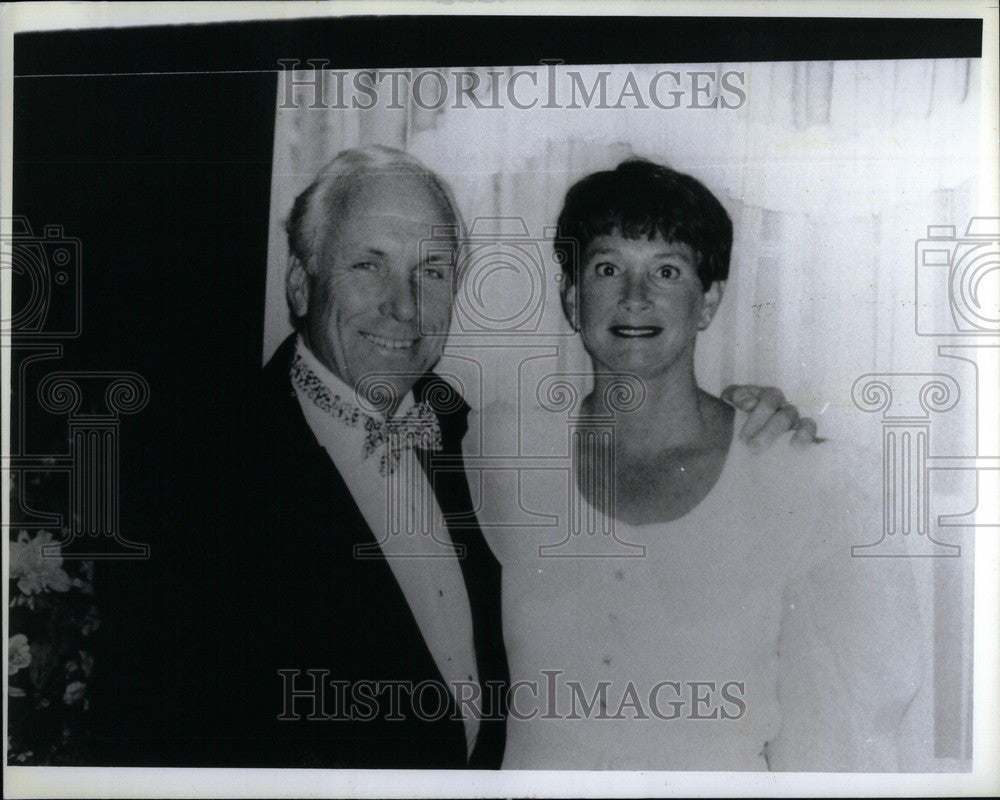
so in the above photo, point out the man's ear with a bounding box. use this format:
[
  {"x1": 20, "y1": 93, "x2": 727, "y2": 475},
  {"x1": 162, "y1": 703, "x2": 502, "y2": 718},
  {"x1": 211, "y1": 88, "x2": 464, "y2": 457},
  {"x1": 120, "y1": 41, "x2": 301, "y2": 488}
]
[
  {"x1": 697, "y1": 280, "x2": 726, "y2": 330},
  {"x1": 286, "y1": 255, "x2": 311, "y2": 319},
  {"x1": 559, "y1": 274, "x2": 579, "y2": 332}
]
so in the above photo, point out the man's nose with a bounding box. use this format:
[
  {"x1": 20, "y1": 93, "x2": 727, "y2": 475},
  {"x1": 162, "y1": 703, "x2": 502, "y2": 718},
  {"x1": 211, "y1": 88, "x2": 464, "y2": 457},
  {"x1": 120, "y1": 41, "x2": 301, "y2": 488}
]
[
  {"x1": 380, "y1": 274, "x2": 419, "y2": 322},
  {"x1": 619, "y1": 273, "x2": 651, "y2": 311}
]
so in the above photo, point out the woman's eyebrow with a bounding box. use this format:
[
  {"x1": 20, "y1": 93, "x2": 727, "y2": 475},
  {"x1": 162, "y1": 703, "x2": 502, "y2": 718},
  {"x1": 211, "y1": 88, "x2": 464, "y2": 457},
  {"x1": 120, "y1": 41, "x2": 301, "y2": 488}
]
[{"x1": 651, "y1": 247, "x2": 695, "y2": 260}]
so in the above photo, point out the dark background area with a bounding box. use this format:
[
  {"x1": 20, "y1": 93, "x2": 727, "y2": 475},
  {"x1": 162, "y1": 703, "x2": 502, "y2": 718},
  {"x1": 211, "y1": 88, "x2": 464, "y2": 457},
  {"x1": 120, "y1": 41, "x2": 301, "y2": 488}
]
[
  {"x1": 14, "y1": 15, "x2": 984, "y2": 75},
  {"x1": 12, "y1": 68, "x2": 277, "y2": 763},
  {"x1": 9, "y1": 14, "x2": 984, "y2": 765}
]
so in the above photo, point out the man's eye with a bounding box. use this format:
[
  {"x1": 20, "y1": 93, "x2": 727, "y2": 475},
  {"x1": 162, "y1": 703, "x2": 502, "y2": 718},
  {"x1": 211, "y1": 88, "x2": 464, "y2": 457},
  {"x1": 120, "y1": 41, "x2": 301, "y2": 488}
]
[
  {"x1": 594, "y1": 262, "x2": 618, "y2": 277},
  {"x1": 351, "y1": 261, "x2": 379, "y2": 272},
  {"x1": 655, "y1": 265, "x2": 681, "y2": 280},
  {"x1": 420, "y1": 265, "x2": 448, "y2": 280}
]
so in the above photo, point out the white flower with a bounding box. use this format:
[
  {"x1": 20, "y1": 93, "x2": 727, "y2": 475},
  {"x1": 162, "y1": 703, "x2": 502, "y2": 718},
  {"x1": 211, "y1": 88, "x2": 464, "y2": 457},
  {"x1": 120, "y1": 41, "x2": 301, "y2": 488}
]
[
  {"x1": 62, "y1": 681, "x2": 86, "y2": 705},
  {"x1": 8, "y1": 634, "x2": 31, "y2": 675},
  {"x1": 9, "y1": 531, "x2": 71, "y2": 595},
  {"x1": 78, "y1": 650, "x2": 94, "y2": 678}
]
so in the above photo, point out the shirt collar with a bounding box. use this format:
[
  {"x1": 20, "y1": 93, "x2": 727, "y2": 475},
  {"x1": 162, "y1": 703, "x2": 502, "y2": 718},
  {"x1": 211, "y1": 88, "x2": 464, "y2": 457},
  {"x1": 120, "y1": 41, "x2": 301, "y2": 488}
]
[{"x1": 294, "y1": 334, "x2": 417, "y2": 421}]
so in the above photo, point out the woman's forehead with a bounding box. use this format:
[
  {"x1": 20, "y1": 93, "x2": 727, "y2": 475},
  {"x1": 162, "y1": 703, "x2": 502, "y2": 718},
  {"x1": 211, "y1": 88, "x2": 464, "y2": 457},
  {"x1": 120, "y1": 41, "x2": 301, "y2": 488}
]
[{"x1": 584, "y1": 232, "x2": 697, "y2": 259}]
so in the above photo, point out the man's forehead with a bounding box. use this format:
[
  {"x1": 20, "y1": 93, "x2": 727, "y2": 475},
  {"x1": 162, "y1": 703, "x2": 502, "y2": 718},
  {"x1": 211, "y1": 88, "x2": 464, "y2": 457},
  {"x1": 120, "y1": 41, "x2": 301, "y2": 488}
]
[
  {"x1": 332, "y1": 177, "x2": 453, "y2": 231},
  {"x1": 351, "y1": 171, "x2": 449, "y2": 211},
  {"x1": 330, "y1": 213, "x2": 456, "y2": 244},
  {"x1": 317, "y1": 217, "x2": 458, "y2": 263}
]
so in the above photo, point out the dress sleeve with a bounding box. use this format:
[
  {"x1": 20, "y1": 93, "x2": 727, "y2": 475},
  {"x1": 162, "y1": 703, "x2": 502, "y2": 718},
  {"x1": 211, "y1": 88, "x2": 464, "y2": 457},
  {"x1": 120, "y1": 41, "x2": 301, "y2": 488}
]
[{"x1": 768, "y1": 442, "x2": 924, "y2": 771}]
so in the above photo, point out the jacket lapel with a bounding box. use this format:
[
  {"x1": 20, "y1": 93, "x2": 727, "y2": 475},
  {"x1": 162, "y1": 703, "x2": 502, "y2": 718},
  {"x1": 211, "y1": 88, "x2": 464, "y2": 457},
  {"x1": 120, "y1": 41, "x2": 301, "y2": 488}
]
[{"x1": 414, "y1": 374, "x2": 511, "y2": 768}]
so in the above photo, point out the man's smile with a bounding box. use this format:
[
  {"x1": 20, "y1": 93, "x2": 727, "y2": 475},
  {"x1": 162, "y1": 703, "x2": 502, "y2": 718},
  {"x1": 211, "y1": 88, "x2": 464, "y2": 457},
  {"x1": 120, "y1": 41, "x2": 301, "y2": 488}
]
[
  {"x1": 609, "y1": 325, "x2": 663, "y2": 338},
  {"x1": 359, "y1": 331, "x2": 419, "y2": 350}
]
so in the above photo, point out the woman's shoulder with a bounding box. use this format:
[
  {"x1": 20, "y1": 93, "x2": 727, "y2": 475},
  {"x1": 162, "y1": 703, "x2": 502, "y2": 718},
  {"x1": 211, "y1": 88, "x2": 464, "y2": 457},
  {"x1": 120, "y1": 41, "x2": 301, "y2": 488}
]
[
  {"x1": 736, "y1": 433, "x2": 880, "y2": 500},
  {"x1": 723, "y1": 434, "x2": 882, "y2": 565}
]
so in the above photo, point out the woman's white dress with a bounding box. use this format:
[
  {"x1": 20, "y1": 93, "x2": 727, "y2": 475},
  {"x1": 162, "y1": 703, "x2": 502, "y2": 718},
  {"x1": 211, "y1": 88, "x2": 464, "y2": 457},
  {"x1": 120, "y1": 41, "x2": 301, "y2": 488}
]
[{"x1": 469, "y1": 401, "x2": 922, "y2": 771}]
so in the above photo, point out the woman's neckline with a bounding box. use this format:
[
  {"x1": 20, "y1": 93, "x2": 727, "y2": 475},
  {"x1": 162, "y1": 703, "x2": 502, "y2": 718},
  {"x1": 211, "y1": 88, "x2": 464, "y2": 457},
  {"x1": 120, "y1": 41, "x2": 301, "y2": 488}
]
[{"x1": 568, "y1": 399, "x2": 741, "y2": 531}]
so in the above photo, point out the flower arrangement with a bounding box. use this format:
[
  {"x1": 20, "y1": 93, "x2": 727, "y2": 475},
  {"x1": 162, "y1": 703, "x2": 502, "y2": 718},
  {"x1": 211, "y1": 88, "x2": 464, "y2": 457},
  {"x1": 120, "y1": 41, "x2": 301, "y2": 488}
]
[{"x1": 7, "y1": 527, "x2": 100, "y2": 765}]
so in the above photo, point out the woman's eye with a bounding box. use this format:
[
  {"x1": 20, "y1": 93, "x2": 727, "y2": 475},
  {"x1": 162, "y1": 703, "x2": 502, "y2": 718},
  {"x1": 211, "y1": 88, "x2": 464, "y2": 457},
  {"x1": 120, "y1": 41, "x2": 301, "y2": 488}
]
[
  {"x1": 656, "y1": 265, "x2": 681, "y2": 280},
  {"x1": 594, "y1": 262, "x2": 618, "y2": 277}
]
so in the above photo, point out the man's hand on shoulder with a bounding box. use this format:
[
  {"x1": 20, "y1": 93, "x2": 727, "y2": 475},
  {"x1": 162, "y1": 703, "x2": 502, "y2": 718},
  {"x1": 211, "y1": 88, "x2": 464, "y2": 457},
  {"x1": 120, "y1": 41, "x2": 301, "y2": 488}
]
[{"x1": 721, "y1": 384, "x2": 820, "y2": 449}]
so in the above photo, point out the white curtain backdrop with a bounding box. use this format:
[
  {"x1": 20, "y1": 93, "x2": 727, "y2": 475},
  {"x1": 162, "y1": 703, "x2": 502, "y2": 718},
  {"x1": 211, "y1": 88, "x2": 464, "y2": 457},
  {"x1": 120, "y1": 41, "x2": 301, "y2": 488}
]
[
  {"x1": 263, "y1": 60, "x2": 981, "y2": 770},
  {"x1": 264, "y1": 61, "x2": 978, "y2": 422}
]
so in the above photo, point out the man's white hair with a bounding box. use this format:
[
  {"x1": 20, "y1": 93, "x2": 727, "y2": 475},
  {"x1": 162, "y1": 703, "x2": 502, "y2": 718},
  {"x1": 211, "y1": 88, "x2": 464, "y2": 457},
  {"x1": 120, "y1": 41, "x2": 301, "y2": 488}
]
[{"x1": 285, "y1": 144, "x2": 465, "y2": 271}]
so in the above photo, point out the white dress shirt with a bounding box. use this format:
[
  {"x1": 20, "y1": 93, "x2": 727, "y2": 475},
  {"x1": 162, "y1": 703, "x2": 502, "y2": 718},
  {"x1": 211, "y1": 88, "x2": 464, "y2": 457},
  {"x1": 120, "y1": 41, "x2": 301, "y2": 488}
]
[{"x1": 291, "y1": 336, "x2": 480, "y2": 754}]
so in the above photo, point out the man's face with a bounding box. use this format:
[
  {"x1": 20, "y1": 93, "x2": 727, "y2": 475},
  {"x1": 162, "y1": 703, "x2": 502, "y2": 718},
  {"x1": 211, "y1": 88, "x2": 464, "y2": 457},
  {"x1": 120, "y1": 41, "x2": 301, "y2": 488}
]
[{"x1": 289, "y1": 173, "x2": 457, "y2": 406}]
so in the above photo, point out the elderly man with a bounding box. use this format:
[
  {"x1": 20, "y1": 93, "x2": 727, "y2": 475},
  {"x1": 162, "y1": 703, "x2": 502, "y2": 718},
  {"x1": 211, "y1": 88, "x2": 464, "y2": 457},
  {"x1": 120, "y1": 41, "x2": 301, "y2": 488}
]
[{"x1": 215, "y1": 146, "x2": 814, "y2": 769}]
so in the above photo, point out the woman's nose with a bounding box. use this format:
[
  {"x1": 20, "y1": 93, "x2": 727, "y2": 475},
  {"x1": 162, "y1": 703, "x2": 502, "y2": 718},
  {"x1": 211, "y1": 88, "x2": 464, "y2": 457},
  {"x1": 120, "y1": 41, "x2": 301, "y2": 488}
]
[{"x1": 619, "y1": 274, "x2": 651, "y2": 311}]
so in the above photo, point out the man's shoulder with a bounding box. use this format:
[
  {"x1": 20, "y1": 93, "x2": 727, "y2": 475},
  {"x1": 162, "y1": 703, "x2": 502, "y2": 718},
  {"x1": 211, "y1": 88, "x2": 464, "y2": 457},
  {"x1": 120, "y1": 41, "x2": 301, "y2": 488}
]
[
  {"x1": 261, "y1": 334, "x2": 298, "y2": 396},
  {"x1": 243, "y1": 335, "x2": 332, "y2": 475}
]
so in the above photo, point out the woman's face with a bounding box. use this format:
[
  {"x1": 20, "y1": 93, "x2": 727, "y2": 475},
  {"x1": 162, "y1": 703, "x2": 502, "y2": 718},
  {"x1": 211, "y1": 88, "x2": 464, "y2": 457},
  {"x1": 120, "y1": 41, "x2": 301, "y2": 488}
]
[{"x1": 562, "y1": 231, "x2": 724, "y2": 378}]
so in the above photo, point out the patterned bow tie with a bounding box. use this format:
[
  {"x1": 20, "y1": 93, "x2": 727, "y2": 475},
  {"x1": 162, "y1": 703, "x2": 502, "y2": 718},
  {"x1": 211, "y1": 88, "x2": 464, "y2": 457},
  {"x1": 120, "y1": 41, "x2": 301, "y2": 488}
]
[{"x1": 290, "y1": 352, "x2": 443, "y2": 475}]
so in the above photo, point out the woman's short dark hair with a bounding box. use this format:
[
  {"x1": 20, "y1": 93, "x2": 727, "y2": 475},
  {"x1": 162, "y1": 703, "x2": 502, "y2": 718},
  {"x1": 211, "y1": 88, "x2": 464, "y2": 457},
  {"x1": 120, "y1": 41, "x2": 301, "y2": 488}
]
[{"x1": 556, "y1": 159, "x2": 732, "y2": 291}]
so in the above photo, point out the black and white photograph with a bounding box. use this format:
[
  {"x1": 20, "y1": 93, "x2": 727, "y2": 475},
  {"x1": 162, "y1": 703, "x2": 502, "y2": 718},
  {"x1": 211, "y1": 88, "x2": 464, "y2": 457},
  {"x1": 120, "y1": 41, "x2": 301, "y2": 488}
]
[{"x1": 2, "y1": 2, "x2": 998, "y2": 797}]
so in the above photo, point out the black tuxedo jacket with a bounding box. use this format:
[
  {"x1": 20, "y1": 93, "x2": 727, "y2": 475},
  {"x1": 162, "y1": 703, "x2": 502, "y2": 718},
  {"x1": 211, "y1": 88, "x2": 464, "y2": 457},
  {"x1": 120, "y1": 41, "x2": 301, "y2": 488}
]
[
  {"x1": 212, "y1": 335, "x2": 509, "y2": 768},
  {"x1": 90, "y1": 335, "x2": 508, "y2": 769}
]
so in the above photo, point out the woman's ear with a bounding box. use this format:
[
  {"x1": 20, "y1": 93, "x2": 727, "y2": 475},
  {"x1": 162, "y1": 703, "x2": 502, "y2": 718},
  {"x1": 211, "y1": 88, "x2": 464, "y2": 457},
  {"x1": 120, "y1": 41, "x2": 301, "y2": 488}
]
[
  {"x1": 698, "y1": 280, "x2": 726, "y2": 330},
  {"x1": 559, "y1": 274, "x2": 579, "y2": 332},
  {"x1": 286, "y1": 255, "x2": 311, "y2": 319}
]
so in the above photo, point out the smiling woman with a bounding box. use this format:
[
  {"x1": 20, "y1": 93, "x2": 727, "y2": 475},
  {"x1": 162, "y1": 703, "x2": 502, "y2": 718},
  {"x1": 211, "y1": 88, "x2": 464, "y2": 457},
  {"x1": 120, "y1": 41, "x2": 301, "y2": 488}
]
[
  {"x1": 557, "y1": 160, "x2": 734, "y2": 525},
  {"x1": 480, "y1": 159, "x2": 925, "y2": 770}
]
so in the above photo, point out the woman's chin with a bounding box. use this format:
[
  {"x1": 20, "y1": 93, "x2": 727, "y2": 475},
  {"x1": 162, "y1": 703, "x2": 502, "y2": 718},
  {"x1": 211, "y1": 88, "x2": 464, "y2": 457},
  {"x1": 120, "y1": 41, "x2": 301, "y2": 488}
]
[
  {"x1": 587, "y1": 337, "x2": 695, "y2": 380},
  {"x1": 592, "y1": 352, "x2": 671, "y2": 378}
]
